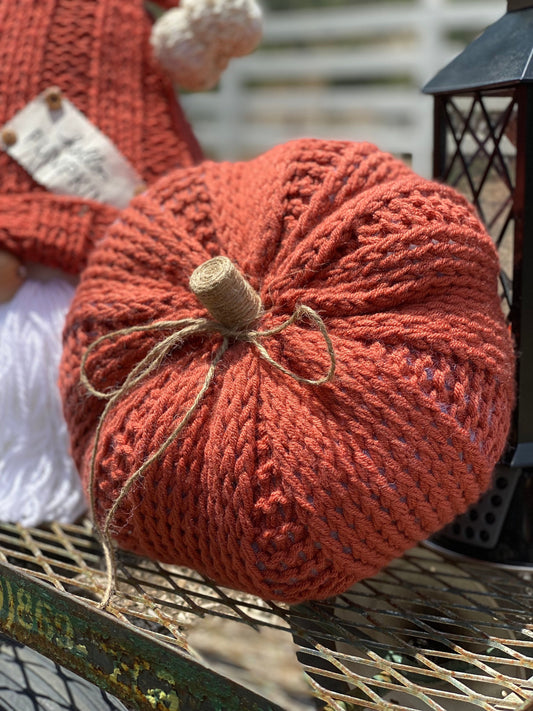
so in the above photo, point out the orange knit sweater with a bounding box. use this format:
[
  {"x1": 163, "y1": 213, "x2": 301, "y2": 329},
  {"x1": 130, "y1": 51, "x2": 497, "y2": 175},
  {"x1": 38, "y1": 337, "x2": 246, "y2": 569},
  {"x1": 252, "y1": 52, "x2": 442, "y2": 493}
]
[{"x1": 0, "y1": 0, "x2": 202, "y2": 273}]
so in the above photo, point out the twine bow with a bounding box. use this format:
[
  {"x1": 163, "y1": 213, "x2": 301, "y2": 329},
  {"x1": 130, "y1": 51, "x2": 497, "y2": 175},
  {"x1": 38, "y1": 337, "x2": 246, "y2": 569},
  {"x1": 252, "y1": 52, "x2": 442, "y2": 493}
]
[{"x1": 80, "y1": 256, "x2": 336, "y2": 607}]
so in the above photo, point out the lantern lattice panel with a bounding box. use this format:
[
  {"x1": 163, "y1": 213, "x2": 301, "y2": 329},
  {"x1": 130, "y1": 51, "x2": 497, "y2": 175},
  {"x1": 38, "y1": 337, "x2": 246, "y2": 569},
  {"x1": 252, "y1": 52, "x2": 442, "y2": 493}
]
[{"x1": 439, "y1": 90, "x2": 518, "y2": 316}]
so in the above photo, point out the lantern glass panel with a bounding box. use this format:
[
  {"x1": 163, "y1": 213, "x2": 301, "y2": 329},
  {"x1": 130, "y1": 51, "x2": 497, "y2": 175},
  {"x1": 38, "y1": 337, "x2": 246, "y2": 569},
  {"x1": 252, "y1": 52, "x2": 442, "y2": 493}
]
[{"x1": 440, "y1": 89, "x2": 518, "y2": 316}]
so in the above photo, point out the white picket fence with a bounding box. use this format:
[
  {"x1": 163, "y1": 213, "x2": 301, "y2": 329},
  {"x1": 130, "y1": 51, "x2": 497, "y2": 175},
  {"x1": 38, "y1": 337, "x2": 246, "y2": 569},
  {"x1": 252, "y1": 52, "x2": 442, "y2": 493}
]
[{"x1": 181, "y1": 0, "x2": 503, "y2": 177}]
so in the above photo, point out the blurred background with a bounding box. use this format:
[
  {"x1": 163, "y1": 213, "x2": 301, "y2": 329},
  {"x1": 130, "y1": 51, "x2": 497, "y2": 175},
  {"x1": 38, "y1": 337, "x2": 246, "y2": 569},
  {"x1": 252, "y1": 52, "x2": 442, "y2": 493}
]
[{"x1": 181, "y1": 0, "x2": 502, "y2": 178}]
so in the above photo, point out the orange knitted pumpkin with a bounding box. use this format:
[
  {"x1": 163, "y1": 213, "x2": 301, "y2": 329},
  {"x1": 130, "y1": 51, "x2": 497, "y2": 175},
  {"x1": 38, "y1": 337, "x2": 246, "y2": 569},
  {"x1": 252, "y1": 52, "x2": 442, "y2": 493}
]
[{"x1": 60, "y1": 138, "x2": 515, "y2": 603}]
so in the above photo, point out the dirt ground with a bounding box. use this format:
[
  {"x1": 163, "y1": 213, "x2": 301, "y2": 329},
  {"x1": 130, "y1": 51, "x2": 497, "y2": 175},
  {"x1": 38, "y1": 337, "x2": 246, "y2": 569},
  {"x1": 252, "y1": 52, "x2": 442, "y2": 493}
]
[{"x1": 187, "y1": 616, "x2": 317, "y2": 710}]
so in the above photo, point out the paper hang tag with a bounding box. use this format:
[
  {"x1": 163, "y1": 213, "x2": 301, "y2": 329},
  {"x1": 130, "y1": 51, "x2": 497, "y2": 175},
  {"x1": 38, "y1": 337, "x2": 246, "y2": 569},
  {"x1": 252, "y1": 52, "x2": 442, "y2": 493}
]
[{"x1": 0, "y1": 88, "x2": 144, "y2": 209}]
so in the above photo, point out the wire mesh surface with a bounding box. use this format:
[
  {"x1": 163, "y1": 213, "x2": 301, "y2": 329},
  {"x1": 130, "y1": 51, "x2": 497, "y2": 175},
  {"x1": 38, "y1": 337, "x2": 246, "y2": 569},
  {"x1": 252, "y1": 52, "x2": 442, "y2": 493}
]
[{"x1": 0, "y1": 519, "x2": 531, "y2": 710}]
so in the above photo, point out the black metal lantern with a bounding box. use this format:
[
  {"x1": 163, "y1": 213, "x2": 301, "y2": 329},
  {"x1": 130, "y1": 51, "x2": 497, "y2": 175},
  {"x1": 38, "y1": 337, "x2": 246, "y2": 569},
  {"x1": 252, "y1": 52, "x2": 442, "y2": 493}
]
[{"x1": 424, "y1": 0, "x2": 533, "y2": 566}]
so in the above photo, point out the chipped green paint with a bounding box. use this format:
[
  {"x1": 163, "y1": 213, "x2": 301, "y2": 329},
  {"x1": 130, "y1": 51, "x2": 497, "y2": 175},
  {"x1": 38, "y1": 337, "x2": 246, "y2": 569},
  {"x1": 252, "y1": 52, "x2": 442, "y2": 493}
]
[{"x1": 0, "y1": 561, "x2": 284, "y2": 711}]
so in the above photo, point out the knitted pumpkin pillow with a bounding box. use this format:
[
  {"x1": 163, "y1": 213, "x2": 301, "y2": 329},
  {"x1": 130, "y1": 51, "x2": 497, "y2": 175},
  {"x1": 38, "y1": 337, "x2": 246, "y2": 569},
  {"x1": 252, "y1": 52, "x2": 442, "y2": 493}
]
[{"x1": 60, "y1": 139, "x2": 515, "y2": 604}]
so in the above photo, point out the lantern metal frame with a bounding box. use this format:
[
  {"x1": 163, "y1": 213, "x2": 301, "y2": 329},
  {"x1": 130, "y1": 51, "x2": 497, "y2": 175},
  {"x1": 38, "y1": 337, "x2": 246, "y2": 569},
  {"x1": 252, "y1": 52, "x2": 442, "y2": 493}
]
[
  {"x1": 424, "y1": 1, "x2": 533, "y2": 564},
  {"x1": 432, "y1": 84, "x2": 533, "y2": 466}
]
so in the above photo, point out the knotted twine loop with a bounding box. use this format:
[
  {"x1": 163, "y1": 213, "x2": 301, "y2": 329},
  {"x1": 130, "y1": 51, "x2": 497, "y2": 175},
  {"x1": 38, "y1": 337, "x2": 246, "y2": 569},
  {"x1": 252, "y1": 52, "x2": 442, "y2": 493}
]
[{"x1": 80, "y1": 256, "x2": 336, "y2": 608}]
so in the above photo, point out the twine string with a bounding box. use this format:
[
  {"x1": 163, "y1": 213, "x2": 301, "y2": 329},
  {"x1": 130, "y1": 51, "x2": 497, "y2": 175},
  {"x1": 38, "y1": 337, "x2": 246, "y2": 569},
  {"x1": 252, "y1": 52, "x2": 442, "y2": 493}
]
[
  {"x1": 81, "y1": 260, "x2": 336, "y2": 608},
  {"x1": 246, "y1": 304, "x2": 336, "y2": 386}
]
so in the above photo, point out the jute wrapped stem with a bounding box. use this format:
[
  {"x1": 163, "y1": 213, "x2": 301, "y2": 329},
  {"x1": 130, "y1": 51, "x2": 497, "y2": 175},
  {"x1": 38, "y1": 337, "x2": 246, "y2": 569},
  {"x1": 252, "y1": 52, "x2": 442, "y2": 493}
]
[
  {"x1": 189, "y1": 255, "x2": 262, "y2": 329},
  {"x1": 81, "y1": 256, "x2": 335, "y2": 607}
]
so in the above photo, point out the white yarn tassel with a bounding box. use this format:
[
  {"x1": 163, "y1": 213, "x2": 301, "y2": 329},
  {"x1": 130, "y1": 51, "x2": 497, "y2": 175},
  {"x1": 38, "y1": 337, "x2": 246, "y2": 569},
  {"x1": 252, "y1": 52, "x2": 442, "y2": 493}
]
[
  {"x1": 0, "y1": 278, "x2": 87, "y2": 526},
  {"x1": 151, "y1": 0, "x2": 263, "y2": 91}
]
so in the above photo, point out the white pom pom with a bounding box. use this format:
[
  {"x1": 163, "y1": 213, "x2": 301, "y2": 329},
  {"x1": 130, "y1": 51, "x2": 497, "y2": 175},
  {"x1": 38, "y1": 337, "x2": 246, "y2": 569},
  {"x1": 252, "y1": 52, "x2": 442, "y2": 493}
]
[
  {"x1": 0, "y1": 278, "x2": 87, "y2": 526},
  {"x1": 151, "y1": 0, "x2": 263, "y2": 91}
]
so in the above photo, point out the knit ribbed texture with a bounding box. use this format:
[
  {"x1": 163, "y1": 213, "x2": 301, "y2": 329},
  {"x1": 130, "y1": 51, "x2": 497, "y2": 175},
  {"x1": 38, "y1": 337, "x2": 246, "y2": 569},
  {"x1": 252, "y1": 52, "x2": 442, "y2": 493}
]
[
  {"x1": 60, "y1": 138, "x2": 516, "y2": 603},
  {"x1": 0, "y1": 0, "x2": 202, "y2": 272}
]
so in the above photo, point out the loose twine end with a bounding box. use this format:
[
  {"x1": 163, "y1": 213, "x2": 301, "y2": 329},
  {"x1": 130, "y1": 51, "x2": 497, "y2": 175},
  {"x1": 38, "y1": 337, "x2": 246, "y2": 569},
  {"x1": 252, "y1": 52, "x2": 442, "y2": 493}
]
[{"x1": 81, "y1": 256, "x2": 336, "y2": 608}]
